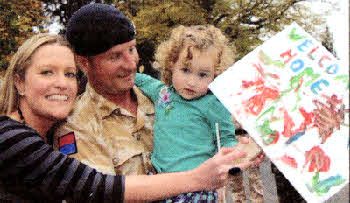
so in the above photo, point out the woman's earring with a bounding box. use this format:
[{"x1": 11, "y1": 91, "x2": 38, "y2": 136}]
[{"x1": 18, "y1": 91, "x2": 25, "y2": 96}]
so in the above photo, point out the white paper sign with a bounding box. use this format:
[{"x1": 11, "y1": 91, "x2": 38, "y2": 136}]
[{"x1": 209, "y1": 22, "x2": 349, "y2": 203}]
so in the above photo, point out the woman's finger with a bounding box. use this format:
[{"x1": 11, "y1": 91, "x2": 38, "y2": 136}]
[
  {"x1": 220, "y1": 148, "x2": 247, "y2": 164},
  {"x1": 238, "y1": 137, "x2": 249, "y2": 144}
]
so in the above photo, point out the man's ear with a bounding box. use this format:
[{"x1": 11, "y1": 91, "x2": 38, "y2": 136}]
[
  {"x1": 14, "y1": 74, "x2": 25, "y2": 96},
  {"x1": 75, "y1": 55, "x2": 90, "y2": 74}
]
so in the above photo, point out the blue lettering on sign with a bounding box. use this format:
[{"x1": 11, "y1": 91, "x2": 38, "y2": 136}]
[
  {"x1": 298, "y1": 39, "x2": 313, "y2": 52},
  {"x1": 326, "y1": 64, "x2": 339, "y2": 74},
  {"x1": 311, "y1": 79, "x2": 329, "y2": 94},
  {"x1": 290, "y1": 59, "x2": 304, "y2": 72}
]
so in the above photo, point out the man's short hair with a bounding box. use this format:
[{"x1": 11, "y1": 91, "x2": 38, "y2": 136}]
[{"x1": 66, "y1": 3, "x2": 135, "y2": 56}]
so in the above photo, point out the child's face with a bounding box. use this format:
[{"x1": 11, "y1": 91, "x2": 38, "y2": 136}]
[{"x1": 172, "y1": 47, "x2": 216, "y2": 100}]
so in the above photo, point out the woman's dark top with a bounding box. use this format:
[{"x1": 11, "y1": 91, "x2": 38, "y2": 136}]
[{"x1": 0, "y1": 116, "x2": 124, "y2": 202}]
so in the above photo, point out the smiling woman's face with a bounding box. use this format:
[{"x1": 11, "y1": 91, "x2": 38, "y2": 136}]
[{"x1": 16, "y1": 43, "x2": 78, "y2": 122}]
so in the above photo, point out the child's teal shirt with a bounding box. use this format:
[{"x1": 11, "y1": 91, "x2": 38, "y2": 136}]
[{"x1": 135, "y1": 73, "x2": 238, "y2": 173}]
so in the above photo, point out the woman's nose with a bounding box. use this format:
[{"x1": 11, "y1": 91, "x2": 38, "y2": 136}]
[{"x1": 54, "y1": 74, "x2": 69, "y2": 89}]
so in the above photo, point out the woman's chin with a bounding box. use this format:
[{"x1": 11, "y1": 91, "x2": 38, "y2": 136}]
[{"x1": 46, "y1": 112, "x2": 70, "y2": 122}]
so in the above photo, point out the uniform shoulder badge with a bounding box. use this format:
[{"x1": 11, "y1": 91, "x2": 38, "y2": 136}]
[{"x1": 59, "y1": 132, "x2": 77, "y2": 155}]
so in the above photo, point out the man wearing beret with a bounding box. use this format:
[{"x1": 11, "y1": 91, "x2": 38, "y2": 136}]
[
  {"x1": 54, "y1": 4, "x2": 264, "y2": 202},
  {"x1": 54, "y1": 3, "x2": 155, "y2": 176}
]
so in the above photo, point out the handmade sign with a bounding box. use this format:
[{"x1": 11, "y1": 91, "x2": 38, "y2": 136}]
[{"x1": 209, "y1": 22, "x2": 349, "y2": 203}]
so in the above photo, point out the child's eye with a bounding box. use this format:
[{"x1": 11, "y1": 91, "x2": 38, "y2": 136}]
[
  {"x1": 182, "y1": 67, "x2": 190, "y2": 73},
  {"x1": 65, "y1": 72, "x2": 76, "y2": 78},
  {"x1": 40, "y1": 70, "x2": 53, "y2": 75},
  {"x1": 199, "y1": 73, "x2": 208, "y2": 78}
]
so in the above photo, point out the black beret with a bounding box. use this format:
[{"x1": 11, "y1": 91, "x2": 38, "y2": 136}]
[{"x1": 66, "y1": 3, "x2": 135, "y2": 56}]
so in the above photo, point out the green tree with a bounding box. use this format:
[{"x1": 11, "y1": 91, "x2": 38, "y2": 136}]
[
  {"x1": 39, "y1": 0, "x2": 336, "y2": 72},
  {"x1": 117, "y1": 0, "x2": 329, "y2": 61},
  {"x1": 0, "y1": 0, "x2": 46, "y2": 71},
  {"x1": 116, "y1": 0, "x2": 208, "y2": 71},
  {"x1": 41, "y1": 0, "x2": 115, "y2": 32}
]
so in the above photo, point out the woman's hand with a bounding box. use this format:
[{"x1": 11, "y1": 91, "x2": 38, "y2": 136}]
[
  {"x1": 239, "y1": 136, "x2": 265, "y2": 168},
  {"x1": 124, "y1": 143, "x2": 265, "y2": 201},
  {"x1": 190, "y1": 147, "x2": 247, "y2": 191}
]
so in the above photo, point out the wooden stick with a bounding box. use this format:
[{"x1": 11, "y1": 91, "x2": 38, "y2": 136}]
[
  {"x1": 215, "y1": 123, "x2": 226, "y2": 203},
  {"x1": 216, "y1": 123, "x2": 221, "y2": 151}
]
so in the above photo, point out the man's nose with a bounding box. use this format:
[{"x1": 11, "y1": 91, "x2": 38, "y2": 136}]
[{"x1": 123, "y1": 53, "x2": 138, "y2": 70}]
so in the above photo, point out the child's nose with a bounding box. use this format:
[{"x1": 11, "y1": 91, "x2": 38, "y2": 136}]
[{"x1": 186, "y1": 75, "x2": 196, "y2": 86}]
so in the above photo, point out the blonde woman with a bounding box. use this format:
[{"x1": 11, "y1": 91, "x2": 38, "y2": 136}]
[{"x1": 0, "y1": 33, "x2": 249, "y2": 202}]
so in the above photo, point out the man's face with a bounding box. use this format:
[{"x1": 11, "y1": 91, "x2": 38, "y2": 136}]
[{"x1": 86, "y1": 39, "x2": 139, "y2": 96}]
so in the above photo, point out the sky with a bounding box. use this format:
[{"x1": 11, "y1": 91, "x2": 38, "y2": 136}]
[
  {"x1": 310, "y1": 0, "x2": 349, "y2": 69},
  {"x1": 329, "y1": 1, "x2": 349, "y2": 68}
]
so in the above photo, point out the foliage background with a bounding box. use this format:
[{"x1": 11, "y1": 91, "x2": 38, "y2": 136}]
[
  {"x1": 0, "y1": 0, "x2": 46, "y2": 71},
  {"x1": 0, "y1": 0, "x2": 346, "y2": 201},
  {"x1": 1, "y1": 0, "x2": 338, "y2": 75}
]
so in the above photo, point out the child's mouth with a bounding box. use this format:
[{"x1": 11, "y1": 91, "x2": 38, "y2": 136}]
[{"x1": 185, "y1": 88, "x2": 195, "y2": 93}]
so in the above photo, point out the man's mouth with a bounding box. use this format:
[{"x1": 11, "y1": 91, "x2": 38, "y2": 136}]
[
  {"x1": 117, "y1": 72, "x2": 135, "y2": 79},
  {"x1": 117, "y1": 75, "x2": 129, "y2": 78}
]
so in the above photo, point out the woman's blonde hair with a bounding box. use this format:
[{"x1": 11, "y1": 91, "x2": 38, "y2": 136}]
[
  {"x1": 155, "y1": 25, "x2": 236, "y2": 86},
  {"x1": 0, "y1": 33, "x2": 72, "y2": 115}
]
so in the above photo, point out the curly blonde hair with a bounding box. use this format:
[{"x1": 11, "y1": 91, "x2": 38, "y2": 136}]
[{"x1": 155, "y1": 25, "x2": 236, "y2": 86}]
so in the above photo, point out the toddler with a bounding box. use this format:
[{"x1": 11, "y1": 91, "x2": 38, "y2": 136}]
[{"x1": 136, "y1": 25, "x2": 263, "y2": 202}]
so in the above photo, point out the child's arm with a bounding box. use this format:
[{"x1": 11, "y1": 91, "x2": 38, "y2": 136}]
[
  {"x1": 208, "y1": 97, "x2": 238, "y2": 148},
  {"x1": 134, "y1": 73, "x2": 166, "y2": 102}
]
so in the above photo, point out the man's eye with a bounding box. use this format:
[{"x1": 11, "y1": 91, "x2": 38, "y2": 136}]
[{"x1": 110, "y1": 53, "x2": 121, "y2": 60}]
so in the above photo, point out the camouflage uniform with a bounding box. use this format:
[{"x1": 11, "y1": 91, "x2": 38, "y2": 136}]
[
  {"x1": 228, "y1": 119, "x2": 264, "y2": 203},
  {"x1": 54, "y1": 84, "x2": 155, "y2": 176}
]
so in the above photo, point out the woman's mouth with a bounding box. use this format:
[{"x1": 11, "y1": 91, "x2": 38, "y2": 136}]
[{"x1": 46, "y1": 94, "x2": 68, "y2": 101}]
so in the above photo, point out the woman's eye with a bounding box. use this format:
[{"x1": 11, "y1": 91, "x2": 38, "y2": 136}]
[
  {"x1": 66, "y1": 72, "x2": 76, "y2": 78},
  {"x1": 40, "y1": 70, "x2": 52, "y2": 75}
]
